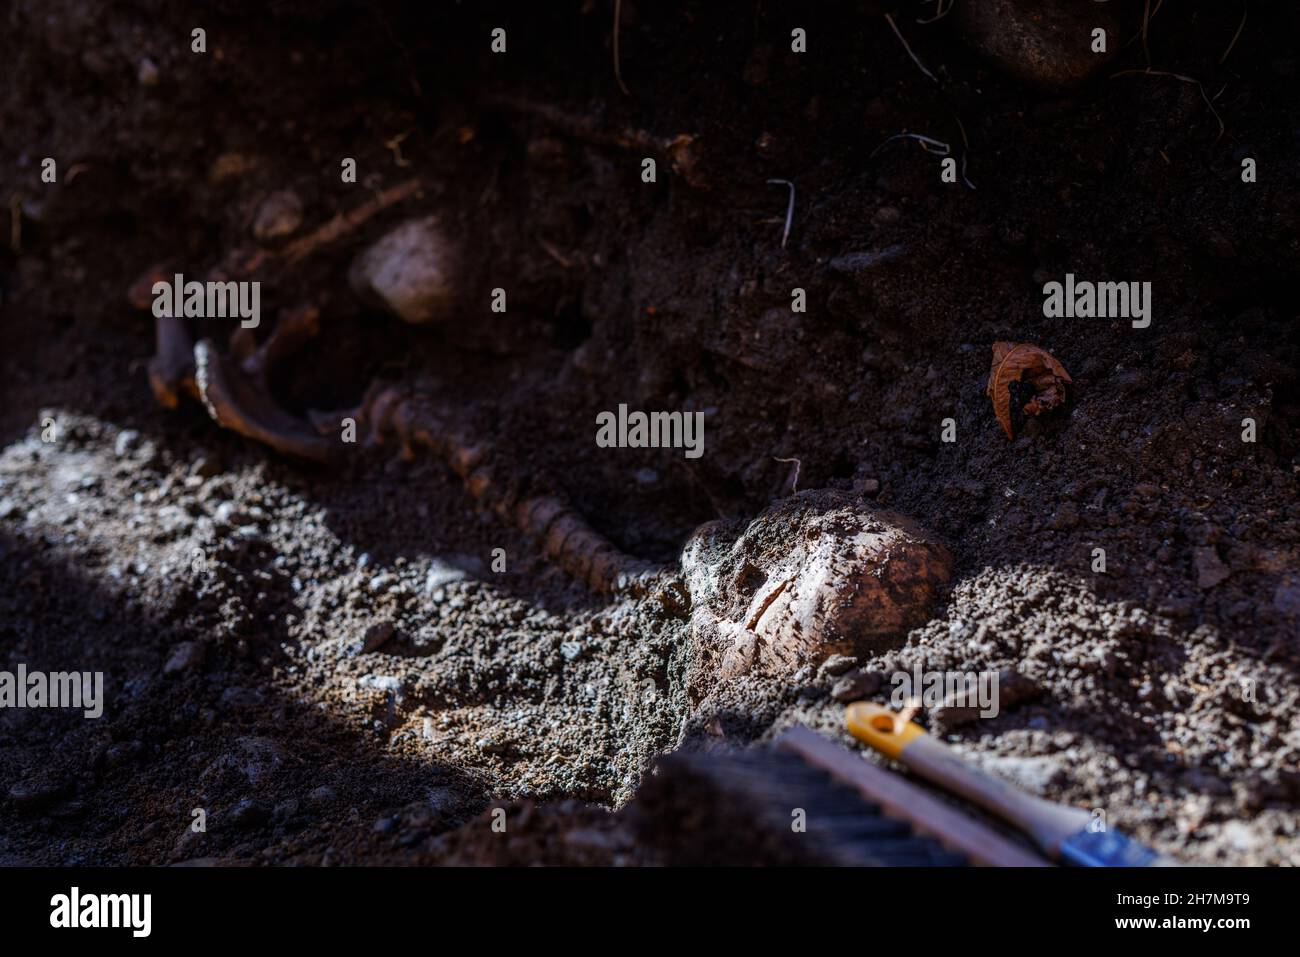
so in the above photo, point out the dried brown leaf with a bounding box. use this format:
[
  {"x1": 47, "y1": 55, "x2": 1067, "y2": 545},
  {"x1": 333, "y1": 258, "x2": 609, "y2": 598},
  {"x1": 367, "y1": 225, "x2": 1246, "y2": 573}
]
[{"x1": 986, "y1": 341, "x2": 1072, "y2": 440}]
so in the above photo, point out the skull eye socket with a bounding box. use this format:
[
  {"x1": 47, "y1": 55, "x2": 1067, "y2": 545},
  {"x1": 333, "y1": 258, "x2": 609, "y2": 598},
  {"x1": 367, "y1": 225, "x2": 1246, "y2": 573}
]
[{"x1": 732, "y1": 563, "x2": 767, "y2": 597}]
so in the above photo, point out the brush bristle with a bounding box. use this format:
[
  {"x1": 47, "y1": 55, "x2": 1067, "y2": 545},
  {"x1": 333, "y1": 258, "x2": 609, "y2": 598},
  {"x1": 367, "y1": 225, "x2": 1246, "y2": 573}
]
[{"x1": 629, "y1": 748, "x2": 969, "y2": 866}]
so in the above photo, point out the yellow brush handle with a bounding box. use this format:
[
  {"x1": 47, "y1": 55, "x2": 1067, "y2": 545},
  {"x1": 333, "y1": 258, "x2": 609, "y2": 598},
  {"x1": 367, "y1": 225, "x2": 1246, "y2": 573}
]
[
  {"x1": 844, "y1": 701, "x2": 924, "y2": 759},
  {"x1": 846, "y1": 702, "x2": 1092, "y2": 856}
]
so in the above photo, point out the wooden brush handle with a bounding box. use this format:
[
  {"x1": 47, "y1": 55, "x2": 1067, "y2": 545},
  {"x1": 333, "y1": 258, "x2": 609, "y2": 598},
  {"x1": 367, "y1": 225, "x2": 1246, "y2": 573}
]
[{"x1": 900, "y1": 735, "x2": 1091, "y2": 856}]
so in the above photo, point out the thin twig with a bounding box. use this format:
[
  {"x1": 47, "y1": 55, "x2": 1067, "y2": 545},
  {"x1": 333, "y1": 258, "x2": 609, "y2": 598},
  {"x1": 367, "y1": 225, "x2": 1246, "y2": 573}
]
[
  {"x1": 384, "y1": 130, "x2": 412, "y2": 168},
  {"x1": 872, "y1": 130, "x2": 974, "y2": 190},
  {"x1": 613, "y1": 0, "x2": 630, "y2": 96},
  {"x1": 915, "y1": 0, "x2": 954, "y2": 25},
  {"x1": 1141, "y1": 0, "x2": 1151, "y2": 67},
  {"x1": 766, "y1": 179, "x2": 795, "y2": 249},
  {"x1": 1220, "y1": 2, "x2": 1247, "y2": 64},
  {"x1": 871, "y1": 132, "x2": 951, "y2": 158},
  {"x1": 884, "y1": 13, "x2": 936, "y2": 83},
  {"x1": 954, "y1": 116, "x2": 977, "y2": 191},
  {"x1": 483, "y1": 95, "x2": 706, "y2": 187},
  {"x1": 279, "y1": 178, "x2": 424, "y2": 267},
  {"x1": 774, "y1": 456, "x2": 801, "y2": 493}
]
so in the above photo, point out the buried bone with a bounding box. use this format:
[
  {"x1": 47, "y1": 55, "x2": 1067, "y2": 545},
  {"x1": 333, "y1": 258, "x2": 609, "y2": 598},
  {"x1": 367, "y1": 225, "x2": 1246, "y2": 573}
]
[{"x1": 681, "y1": 490, "x2": 953, "y2": 686}]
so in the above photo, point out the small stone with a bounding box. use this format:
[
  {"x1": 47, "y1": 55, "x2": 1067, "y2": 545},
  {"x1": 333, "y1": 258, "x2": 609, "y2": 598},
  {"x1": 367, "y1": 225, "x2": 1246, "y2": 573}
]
[
  {"x1": 360, "y1": 621, "x2": 395, "y2": 653},
  {"x1": 252, "y1": 190, "x2": 303, "y2": 242},
  {"x1": 424, "y1": 559, "x2": 469, "y2": 592},
  {"x1": 818, "y1": 654, "x2": 858, "y2": 678},
  {"x1": 1000, "y1": 668, "x2": 1044, "y2": 708},
  {"x1": 164, "y1": 641, "x2": 206, "y2": 674},
  {"x1": 367, "y1": 573, "x2": 396, "y2": 594},
  {"x1": 137, "y1": 57, "x2": 160, "y2": 86},
  {"x1": 1220, "y1": 820, "x2": 1262, "y2": 853},
  {"x1": 829, "y1": 245, "x2": 906, "y2": 275},
  {"x1": 1272, "y1": 575, "x2": 1300, "y2": 616},
  {"x1": 349, "y1": 216, "x2": 460, "y2": 324},
  {"x1": 0, "y1": 499, "x2": 19, "y2": 521},
  {"x1": 114, "y1": 429, "x2": 141, "y2": 458},
  {"x1": 957, "y1": 0, "x2": 1118, "y2": 91},
  {"x1": 7, "y1": 778, "x2": 65, "y2": 812},
  {"x1": 830, "y1": 670, "x2": 882, "y2": 702},
  {"x1": 560, "y1": 640, "x2": 584, "y2": 662},
  {"x1": 214, "y1": 502, "x2": 257, "y2": 527},
  {"x1": 931, "y1": 668, "x2": 1042, "y2": 732},
  {"x1": 191, "y1": 454, "x2": 223, "y2": 479},
  {"x1": 1193, "y1": 547, "x2": 1230, "y2": 590},
  {"x1": 358, "y1": 674, "x2": 401, "y2": 694}
]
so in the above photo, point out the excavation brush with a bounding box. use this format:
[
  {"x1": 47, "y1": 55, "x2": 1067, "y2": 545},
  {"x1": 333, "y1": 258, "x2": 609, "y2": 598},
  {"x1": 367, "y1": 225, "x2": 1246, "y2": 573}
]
[{"x1": 846, "y1": 702, "x2": 1177, "y2": 867}]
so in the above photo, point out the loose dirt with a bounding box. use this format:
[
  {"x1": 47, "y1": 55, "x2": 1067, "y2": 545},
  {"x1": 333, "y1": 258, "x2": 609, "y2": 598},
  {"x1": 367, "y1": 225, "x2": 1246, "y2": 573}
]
[{"x1": 1, "y1": 0, "x2": 1297, "y2": 866}]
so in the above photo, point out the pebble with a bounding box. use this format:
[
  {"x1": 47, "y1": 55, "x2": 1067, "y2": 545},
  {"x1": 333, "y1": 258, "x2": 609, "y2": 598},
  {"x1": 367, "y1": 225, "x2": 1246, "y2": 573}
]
[
  {"x1": 1193, "y1": 547, "x2": 1230, "y2": 590},
  {"x1": 424, "y1": 559, "x2": 469, "y2": 592},
  {"x1": 191, "y1": 453, "x2": 223, "y2": 479},
  {"x1": 360, "y1": 621, "x2": 395, "y2": 653},
  {"x1": 7, "y1": 778, "x2": 65, "y2": 812},
  {"x1": 957, "y1": 0, "x2": 1118, "y2": 91},
  {"x1": 358, "y1": 674, "x2": 401, "y2": 694},
  {"x1": 252, "y1": 190, "x2": 303, "y2": 242},
  {"x1": 855, "y1": 478, "x2": 881, "y2": 497},
  {"x1": 349, "y1": 216, "x2": 459, "y2": 324},
  {"x1": 830, "y1": 670, "x2": 882, "y2": 702},
  {"x1": 367, "y1": 572, "x2": 397, "y2": 594},
  {"x1": 1272, "y1": 576, "x2": 1300, "y2": 616},
  {"x1": 164, "y1": 641, "x2": 206, "y2": 674},
  {"x1": 137, "y1": 57, "x2": 160, "y2": 86},
  {"x1": 114, "y1": 429, "x2": 141, "y2": 458},
  {"x1": 818, "y1": 654, "x2": 858, "y2": 678},
  {"x1": 933, "y1": 669, "x2": 1043, "y2": 732},
  {"x1": 829, "y1": 245, "x2": 906, "y2": 275}
]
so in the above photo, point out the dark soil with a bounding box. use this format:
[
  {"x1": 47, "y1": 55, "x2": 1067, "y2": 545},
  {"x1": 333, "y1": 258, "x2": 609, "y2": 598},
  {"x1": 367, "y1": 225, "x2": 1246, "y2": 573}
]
[{"x1": 1, "y1": 0, "x2": 1297, "y2": 866}]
